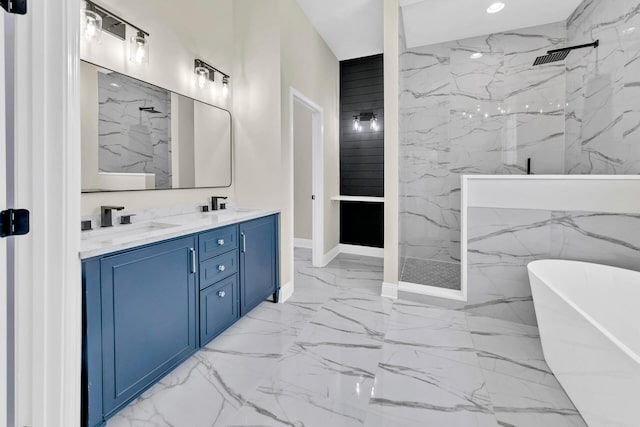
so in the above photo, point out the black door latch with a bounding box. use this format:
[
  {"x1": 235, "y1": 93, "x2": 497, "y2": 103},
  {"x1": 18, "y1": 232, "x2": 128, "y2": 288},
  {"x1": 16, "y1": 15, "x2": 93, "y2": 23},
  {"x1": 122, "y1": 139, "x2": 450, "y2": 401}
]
[
  {"x1": 0, "y1": 209, "x2": 30, "y2": 238},
  {"x1": 1, "y1": 0, "x2": 27, "y2": 14}
]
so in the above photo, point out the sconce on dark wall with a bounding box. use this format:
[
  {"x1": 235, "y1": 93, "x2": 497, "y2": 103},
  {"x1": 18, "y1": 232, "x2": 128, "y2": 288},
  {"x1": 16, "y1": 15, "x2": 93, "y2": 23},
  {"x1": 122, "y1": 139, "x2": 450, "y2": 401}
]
[
  {"x1": 82, "y1": 0, "x2": 150, "y2": 65},
  {"x1": 194, "y1": 59, "x2": 230, "y2": 97},
  {"x1": 353, "y1": 112, "x2": 379, "y2": 132}
]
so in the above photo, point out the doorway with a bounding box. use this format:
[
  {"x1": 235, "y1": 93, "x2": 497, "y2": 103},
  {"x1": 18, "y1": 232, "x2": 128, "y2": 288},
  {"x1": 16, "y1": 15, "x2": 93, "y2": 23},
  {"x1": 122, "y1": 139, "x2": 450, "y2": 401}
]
[{"x1": 289, "y1": 88, "x2": 324, "y2": 278}]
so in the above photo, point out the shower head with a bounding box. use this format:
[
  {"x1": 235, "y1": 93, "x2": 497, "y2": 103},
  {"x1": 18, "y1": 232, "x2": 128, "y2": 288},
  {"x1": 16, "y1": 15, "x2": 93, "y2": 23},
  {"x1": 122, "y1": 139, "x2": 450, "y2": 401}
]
[
  {"x1": 533, "y1": 40, "x2": 599, "y2": 66},
  {"x1": 139, "y1": 106, "x2": 162, "y2": 114}
]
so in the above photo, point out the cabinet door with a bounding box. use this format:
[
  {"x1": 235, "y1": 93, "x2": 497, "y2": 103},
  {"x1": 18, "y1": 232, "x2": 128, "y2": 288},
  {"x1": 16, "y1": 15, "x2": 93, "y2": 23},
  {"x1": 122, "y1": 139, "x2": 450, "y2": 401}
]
[
  {"x1": 239, "y1": 215, "x2": 277, "y2": 316},
  {"x1": 100, "y1": 236, "x2": 197, "y2": 417},
  {"x1": 200, "y1": 275, "x2": 239, "y2": 346}
]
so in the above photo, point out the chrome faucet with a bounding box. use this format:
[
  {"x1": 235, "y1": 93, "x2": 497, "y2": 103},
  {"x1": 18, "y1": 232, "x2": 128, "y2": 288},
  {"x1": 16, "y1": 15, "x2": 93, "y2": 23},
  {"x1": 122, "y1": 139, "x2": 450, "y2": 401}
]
[{"x1": 101, "y1": 206, "x2": 125, "y2": 227}]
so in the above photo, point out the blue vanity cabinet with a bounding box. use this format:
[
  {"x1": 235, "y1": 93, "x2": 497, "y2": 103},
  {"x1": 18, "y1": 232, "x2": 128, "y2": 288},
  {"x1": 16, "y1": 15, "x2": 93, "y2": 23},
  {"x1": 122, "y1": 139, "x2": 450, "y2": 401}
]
[
  {"x1": 239, "y1": 215, "x2": 279, "y2": 315},
  {"x1": 82, "y1": 213, "x2": 280, "y2": 427},
  {"x1": 98, "y1": 236, "x2": 198, "y2": 419}
]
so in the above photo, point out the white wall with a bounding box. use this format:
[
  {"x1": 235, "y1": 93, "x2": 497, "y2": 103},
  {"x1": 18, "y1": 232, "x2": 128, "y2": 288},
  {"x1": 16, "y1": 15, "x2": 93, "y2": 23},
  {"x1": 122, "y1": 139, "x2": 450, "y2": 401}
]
[
  {"x1": 294, "y1": 101, "x2": 313, "y2": 240},
  {"x1": 279, "y1": 0, "x2": 341, "y2": 259},
  {"x1": 80, "y1": 0, "x2": 234, "y2": 215}
]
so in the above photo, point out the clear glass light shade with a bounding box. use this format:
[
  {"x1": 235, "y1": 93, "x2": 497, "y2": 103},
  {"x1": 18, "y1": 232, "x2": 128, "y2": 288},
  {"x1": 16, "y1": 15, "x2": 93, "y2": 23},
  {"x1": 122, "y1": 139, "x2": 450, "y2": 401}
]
[
  {"x1": 222, "y1": 77, "x2": 230, "y2": 98},
  {"x1": 370, "y1": 116, "x2": 379, "y2": 131},
  {"x1": 130, "y1": 33, "x2": 149, "y2": 64},
  {"x1": 353, "y1": 117, "x2": 360, "y2": 131},
  {"x1": 195, "y1": 67, "x2": 209, "y2": 89},
  {"x1": 82, "y1": 9, "x2": 102, "y2": 42}
]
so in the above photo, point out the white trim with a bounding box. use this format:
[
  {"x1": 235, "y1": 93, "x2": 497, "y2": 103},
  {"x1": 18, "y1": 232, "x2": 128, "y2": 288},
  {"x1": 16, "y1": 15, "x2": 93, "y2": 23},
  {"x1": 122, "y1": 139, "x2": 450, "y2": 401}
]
[
  {"x1": 294, "y1": 238, "x2": 313, "y2": 249},
  {"x1": 13, "y1": 0, "x2": 82, "y2": 425},
  {"x1": 278, "y1": 281, "x2": 294, "y2": 304},
  {"x1": 339, "y1": 244, "x2": 384, "y2": 258},
  {"x1": 289, "y1": 87, "x2": 325, "y2": 275},
  {"x1": 321, "y1": 244, "x2": 340, "y2": 267},
  {"x1": 381, "y1": 282, "x2": 398, "y2": 299},
  {"x1": 330, "y1": 196, "x2": 385, "y2": 203},
  {"x1": 398, "y1": 281, "x2": 467, "y2": 302},
  {"x1": 0, "y1": 15, "x2": 8, "y2": 427}
]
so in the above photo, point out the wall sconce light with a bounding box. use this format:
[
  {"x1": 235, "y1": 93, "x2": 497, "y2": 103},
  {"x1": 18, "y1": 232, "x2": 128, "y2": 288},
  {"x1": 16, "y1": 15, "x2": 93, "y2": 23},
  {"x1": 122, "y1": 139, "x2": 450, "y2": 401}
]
[
  {"x1": 194, "y1": 59, "x2": 230, "y2": 97},
  {"x1": 81, "y1": 1, "x2": 102, "y2": 42},
  {"x1": 82, "y1": 0, "x2": 150, "y2": 65},
  {"x1": 131, "y1": 31, "x2": 149, "y2": 64},
  {"x1": 353, "y1": 113, "x2": 379, "y2": 132}
]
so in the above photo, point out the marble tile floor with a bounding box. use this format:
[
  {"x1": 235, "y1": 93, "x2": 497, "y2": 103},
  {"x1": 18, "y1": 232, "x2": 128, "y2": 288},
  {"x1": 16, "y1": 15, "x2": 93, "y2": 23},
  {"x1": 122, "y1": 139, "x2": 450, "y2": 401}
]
[
  {"x1": 400, "y1": 257, "x2": 461, "y2": 290},
  {"x1": 107, "y1": 248, "x2": 585, "y2": 427}
]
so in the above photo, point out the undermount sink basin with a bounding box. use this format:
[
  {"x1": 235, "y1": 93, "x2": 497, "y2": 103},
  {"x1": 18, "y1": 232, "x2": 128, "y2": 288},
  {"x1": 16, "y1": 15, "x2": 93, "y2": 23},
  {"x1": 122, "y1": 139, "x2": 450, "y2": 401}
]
[{"x1": 82, "y1": 222, "x2": 178, "y2": 244}]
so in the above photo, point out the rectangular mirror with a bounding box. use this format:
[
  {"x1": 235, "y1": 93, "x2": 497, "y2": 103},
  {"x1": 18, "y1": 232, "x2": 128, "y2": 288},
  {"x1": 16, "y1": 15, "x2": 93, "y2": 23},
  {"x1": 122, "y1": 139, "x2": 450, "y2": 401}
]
[{"x1": 80, "y1": 61, "x2": 232, "y2": 192}]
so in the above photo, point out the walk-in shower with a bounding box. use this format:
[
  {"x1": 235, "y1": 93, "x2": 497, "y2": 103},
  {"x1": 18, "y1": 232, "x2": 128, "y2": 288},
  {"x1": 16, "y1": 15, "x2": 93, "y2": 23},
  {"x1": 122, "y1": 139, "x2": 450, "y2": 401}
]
[{"x1": 399, "y1": 22, "x2": 570, "y2": 293}]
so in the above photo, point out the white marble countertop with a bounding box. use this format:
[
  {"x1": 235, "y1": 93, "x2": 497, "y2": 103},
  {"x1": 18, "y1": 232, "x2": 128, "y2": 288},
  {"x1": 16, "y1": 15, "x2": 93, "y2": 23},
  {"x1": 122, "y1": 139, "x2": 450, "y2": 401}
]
[{"x1": 80, "y1": 208, "x2": 280, "y2": 260}]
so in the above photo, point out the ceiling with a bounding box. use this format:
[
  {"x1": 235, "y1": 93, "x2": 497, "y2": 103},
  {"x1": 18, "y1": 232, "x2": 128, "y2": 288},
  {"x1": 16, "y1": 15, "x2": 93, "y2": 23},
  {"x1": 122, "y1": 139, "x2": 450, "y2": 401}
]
[
  {"x1": 295, "y1": 0, "x2": 383, "y2": 61},
  {"x1": 295, "y1": 0, "x2": 583, "y2": 61},
  {"x1": 401, "y1": 0, "x2": 584, "y2": 48}
]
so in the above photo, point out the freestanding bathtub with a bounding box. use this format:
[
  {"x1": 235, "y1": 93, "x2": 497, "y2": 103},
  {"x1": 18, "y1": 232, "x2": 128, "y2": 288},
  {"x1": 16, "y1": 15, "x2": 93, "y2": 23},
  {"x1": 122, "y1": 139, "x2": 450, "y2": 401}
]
[{"x1": 528, "y1": 260, "x2": 640, "y2": 427}]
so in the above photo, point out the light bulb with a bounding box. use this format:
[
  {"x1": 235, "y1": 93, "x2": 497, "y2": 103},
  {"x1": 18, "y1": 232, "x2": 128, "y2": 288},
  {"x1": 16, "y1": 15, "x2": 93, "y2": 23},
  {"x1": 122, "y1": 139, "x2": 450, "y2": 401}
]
[
  {"x1": 353, "y1": 117, "x2": 360, "y2": 131},
  {"x1": 135, "y1": 43, "x2": 146, "y2": 64}
]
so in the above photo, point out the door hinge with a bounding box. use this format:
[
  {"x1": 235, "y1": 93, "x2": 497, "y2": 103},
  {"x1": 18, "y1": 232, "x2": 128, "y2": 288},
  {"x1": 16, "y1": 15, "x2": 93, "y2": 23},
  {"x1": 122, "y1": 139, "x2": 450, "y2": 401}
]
[
  {"x1": 0, "y1": 209, "x2": 30, "y2": 238},
  {"x1": 1, "y1": 0, "x2": 27, "y2": 14}
]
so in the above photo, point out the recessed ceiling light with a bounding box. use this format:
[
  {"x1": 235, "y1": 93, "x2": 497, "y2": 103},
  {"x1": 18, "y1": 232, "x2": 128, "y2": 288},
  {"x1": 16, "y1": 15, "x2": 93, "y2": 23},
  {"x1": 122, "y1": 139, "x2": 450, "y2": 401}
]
[
  {"x1": 470, "y1": 52, "x2": 483, "y2": 59},
  {"x1": 487, "y1": 2, "x2": 505, "y2": 14}
]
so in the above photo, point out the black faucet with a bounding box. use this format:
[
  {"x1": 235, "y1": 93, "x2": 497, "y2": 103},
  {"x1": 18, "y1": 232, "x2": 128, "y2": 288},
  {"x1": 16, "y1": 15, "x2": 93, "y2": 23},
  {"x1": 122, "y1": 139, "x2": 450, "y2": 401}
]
[
  {"x1": 211, "y1": 196, "x2": 228, "y2": 211},
  {"x1": 101, "y1": 206, "x2": 125, "y2": 227}
]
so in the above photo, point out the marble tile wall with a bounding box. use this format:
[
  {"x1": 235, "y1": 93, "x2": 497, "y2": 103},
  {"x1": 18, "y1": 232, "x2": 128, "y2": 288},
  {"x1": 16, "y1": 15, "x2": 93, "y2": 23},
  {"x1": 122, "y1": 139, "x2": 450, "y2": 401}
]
[
  {"x1": 466, "y1": 207, "x2": 640, "y2": 325},
  {"x1": 98, "y1": 72, "x2": 172, "y2": 189},
  {"x1": 399, "y1": 23, "x2": 567, "y2": 264},
  {"x1": 565, "y1": 0, "x2": 640, "y2": 174}
]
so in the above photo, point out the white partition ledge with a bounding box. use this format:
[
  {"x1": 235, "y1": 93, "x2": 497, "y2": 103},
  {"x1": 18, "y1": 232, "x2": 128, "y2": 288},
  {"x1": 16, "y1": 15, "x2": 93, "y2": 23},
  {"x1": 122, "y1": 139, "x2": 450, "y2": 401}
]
[
  {"x1": 330, "y1": 195, "x2": 385, "y2": 203},
  {"x1": 466, "y1": 175, "x2": 640, "y2": 214},
  {"x1": 459, "y1": 174, "x2": 640, "y2": 304}
]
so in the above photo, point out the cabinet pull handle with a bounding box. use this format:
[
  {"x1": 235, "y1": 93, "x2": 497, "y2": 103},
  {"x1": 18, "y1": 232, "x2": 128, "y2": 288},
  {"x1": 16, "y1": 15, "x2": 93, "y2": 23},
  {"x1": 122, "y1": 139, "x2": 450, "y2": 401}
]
[
  {"x1": 218, "y1": 265, "x2": 226, "y2": 272},
  {"x1": 241, "y1": 232, "x2": 246, "y2": 253},
  {"x1": 217, "y1": 238, "x2": 225, "y2": 246},
  {"x1": 190, "y1": 248, "x2": 196, "y2": 273},
  {"x1": 218, "y1": 291, "x2": 226, "y2": 298}
]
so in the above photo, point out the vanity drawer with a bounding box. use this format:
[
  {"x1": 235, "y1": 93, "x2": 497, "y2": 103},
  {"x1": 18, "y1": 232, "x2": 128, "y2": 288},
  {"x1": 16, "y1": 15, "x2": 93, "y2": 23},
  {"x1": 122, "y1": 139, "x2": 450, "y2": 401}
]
[
  {"x1": 199, "y1": 250, "x2": 237, "y2": 290},
  {"x1": 200, "y1": 275, "x2": 239, "y2": 346},
  {"x1": 199, "y1": 225, "x2": 238, "y2": 261}
]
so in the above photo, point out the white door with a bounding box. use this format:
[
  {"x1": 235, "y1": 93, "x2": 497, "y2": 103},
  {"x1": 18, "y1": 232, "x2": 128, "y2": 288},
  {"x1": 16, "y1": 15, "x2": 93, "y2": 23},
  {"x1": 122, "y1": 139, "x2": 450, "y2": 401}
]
[{"x1": 1, "y1": 13, "x2": 9, "y2": 427}]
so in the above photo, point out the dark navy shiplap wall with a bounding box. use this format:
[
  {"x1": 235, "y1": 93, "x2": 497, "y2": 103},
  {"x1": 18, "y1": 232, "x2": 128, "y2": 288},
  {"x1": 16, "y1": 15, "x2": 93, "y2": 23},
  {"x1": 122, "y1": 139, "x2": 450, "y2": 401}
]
[
  {"x1": 340, "y1": 54, "x2": 384, "y2": 197},
  {"x1": 340, "y1": 54, "x2": 384, "y2": 248}
]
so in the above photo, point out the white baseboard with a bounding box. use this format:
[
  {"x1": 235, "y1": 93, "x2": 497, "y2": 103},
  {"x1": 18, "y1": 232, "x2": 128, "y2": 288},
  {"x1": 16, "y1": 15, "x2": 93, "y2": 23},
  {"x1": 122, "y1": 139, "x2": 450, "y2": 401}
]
[
  {"x1": 339, "y1": 244, "x2": 384, "y2": 258},
  {"x1": 278, "y1": 281, "x2": 294, "y2": 303},
  {"x1": 381, "y1": 282, "x2": 399, "y2": 299},
  {"x1": 398, "y1": 281, "x2": 466, "y2": 302},
  {"x1": 321, "y1": 244, "x2": 340, "y2": 267},
  {"x1": 294, "y1": 238, "x2": 313, "y2": 249}
]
